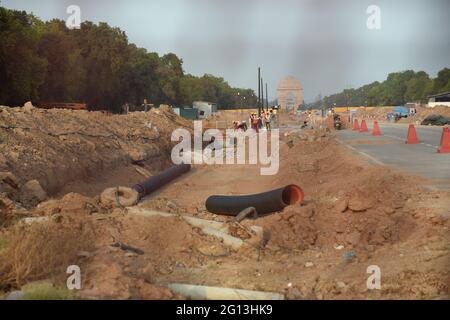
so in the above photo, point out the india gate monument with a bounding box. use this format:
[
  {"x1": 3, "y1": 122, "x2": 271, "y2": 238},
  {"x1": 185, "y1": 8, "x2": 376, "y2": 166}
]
[{"x1": 277, "y1": 75, "x2": 303, "y2": 111}]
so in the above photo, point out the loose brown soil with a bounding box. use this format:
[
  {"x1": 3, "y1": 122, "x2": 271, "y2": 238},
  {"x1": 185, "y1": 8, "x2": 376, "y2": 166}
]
[
  {"x1": 0, "y1": 105, "x2": 191, "y2": 200},
  {"x1": 357, "y1": 105, "x2": 450, "y2": 123},
  {"x1": 0, "y1": 108, "x2": 448, "y2": 300}
]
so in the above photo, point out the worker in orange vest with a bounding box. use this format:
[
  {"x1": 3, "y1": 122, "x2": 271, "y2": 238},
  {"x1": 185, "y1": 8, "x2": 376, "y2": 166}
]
[{"x1": 252, "y1": 113, "x2": 259, "y2": 133}]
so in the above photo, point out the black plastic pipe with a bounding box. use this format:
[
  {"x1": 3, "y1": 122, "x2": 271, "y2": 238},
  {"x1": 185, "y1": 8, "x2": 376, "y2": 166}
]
[
  {"x1": 205, "y1": 184, "x2": 304, "y2": 216},
  {"x1": 132, "y1": 163, "x2": 191, "y2": 198}
]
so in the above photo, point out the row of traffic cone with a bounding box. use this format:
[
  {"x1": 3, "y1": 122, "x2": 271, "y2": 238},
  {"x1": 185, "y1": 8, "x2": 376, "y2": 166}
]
[
  {"x1": 352, "y1": 119, "x2": 450, "y2": 153},
  {"x1": 352, "y1": 119, "x2": 380, "y2": 136}
]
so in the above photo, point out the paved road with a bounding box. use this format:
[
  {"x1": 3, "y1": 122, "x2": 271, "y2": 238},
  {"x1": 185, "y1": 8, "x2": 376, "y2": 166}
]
[
  {"x1": 336, "y1": 123, "x2": 450, "y2": 187},
  {"x1": 377, "y1": 122, "x2": 443, "y2": 150}
]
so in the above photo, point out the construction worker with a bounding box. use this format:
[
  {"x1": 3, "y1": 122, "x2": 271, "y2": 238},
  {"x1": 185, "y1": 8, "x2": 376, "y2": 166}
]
[
  {"x1": 272, "y1": 107, "x2": 278, "y2": 128},
  {"x1": 252, "y1": 113, "x2": 259, "y2": 133},
  {"x1": 265, "y1": 110, "x2": 271, "y2": 130},
  {"x1": 233, "y1": 120, "x2": 247, "y2": 131},
  {"x1": 241, "y1": 120, "x2": 248, "y2": 131}
]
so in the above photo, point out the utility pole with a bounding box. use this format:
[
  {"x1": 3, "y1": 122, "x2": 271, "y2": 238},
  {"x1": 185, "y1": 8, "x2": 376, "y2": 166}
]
[
  {"x1": 265, "y1": 82, "x2": 269, "y2": 111},
  {"x1": 261, "y1": 77, "x2": 264, "y2": 114},
  {"x1": 258, "y1": 67, "x2": 261, "y2": 116}
]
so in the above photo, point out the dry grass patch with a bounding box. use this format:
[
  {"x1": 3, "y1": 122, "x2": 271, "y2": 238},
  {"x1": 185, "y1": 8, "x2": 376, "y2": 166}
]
[{"x1": 0, "y1": 220, "x2": 95, "y2": 287}]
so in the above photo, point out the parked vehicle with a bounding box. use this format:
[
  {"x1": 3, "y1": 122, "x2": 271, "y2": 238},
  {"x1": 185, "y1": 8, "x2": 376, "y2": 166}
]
[
  {"x1": 393, "y1": 106, "x2": 409, "y2": 118},
  {"x1": 421, "y1": 114, "x2": 450, "y2": 126}
]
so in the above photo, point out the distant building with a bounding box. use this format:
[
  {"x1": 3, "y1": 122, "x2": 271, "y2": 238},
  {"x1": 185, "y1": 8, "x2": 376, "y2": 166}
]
[
  {"x1": 427, "y1": 91, "x2": 450, "y2": 107},
  {"x1": 193, "y1": 101, "x2": 218, "y2": 119},
  {"x1": 173, "y1": 107, "x2": 199, "y2": 120},
  {"x1": 277, "y1": 76, "x2": 303, "y2": 111}
]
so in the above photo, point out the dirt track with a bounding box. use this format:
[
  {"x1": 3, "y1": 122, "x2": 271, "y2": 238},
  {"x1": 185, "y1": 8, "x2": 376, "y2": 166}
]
[
  {"x1": 132, "y1": 125, "x2": 449, "y2": 299},
  {"x1": 0, "y1": 109, "x2": 449, "y2": 300}
]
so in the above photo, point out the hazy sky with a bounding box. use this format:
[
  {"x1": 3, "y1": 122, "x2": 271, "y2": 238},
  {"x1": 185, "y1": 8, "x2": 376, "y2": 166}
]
[{"x1": 2, "y1": 0, "x2": 450, "y2": 101}]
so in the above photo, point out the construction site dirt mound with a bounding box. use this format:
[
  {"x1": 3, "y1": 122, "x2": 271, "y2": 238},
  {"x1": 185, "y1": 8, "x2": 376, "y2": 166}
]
[
  {"x1": 106, "y1": 127, "x2": 446, "y2": 300},
  {"x1": 357, "y1": 107, "x2": 395, "y2": 120},
  {"x1": 249, "y1": 130, "x2": 419, "y2": 253},
  {"x1": 0, "y1": 105, "x2": 191, "y2": 209},
  {"x1": 1, "y1": 120, "x2": 448, "y2": 300},
  {"x1": 357, "y1": 106, "x2": 450, "y2": 123}
]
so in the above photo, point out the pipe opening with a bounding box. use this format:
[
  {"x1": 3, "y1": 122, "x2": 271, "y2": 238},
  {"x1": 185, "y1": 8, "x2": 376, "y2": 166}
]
[{"x1": 282, "y1": 185, "x2": 304, "y2": 205}]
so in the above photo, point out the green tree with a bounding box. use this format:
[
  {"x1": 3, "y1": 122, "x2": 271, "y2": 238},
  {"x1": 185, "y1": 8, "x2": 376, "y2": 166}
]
[
  {"x1": 37, "y1": 19, "x2": 86, "y2": 102},
  {"x1": 0, "y1": 8, "x2": 47, "y2": 105},
  {"x1": 0, "y1": 5, "x2": 256, "y2": 112},
  {"x1": 73, "y1": 21, "x2": 130, "y2": 111},
  {"x1": 320, "y1": 69, "x2": 450, "y2": 108},
  {"x1": 404, "y1": 71, "x2": 431, "y2": 103},
  {"x1": 122, "y1": 45, "x2": 160, "y2": 105},
  {"x1": 433, "y1": 68, "x2": 450, "y2": 93},
  {"x1": 157, "y1": 53, "x2": 183, "y2": 105}
]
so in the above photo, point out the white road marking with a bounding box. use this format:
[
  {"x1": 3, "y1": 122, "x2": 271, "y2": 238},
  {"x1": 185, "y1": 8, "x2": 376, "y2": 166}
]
[
  {"x1": 384, "y1": 134, "x2": 404, "y2": 141},
  {"x1": 335, "y1": 139, "x2": 385, "y2": 165},
  {"x1": 384, "y1": 134, "x2": 439, "y2": 149}
]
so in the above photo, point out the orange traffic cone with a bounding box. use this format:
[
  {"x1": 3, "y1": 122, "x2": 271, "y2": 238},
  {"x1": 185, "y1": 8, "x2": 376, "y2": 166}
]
[
  {"x1": 359, "y1": 120, "x2": 368, "y2": 132},
  {"x1": 438, "y1": 127, "x2": 450, "y2": 153},
  {"x1": 352, "y1": 119, "x2": 359, "y2": 131},
  {"x1": 372, "y1": 121, "x2": 381, "y2": 136},
  {"x1": 406, "y1": 124, "x2": 419, "y2": 144}
]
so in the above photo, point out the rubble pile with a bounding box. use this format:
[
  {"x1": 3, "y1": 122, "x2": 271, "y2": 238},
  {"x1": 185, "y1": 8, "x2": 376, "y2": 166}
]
[
  {"x1": 357, "y1": 106, "x2": 450, "y2": 122},
  {"x1": 0, "y1": 110, "x2": 448, "y2": 300},
  {"x1": 0, "y1": 105, "x2": 191, "y2": 206}
]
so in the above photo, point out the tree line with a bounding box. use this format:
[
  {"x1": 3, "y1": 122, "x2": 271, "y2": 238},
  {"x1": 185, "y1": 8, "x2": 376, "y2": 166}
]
[
  {"x1": 0, "y1": 6, "x2": 257, "y2": 112},
  {"x1": 310, "y1": 69, "x2": 450, "y2": 109}
]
